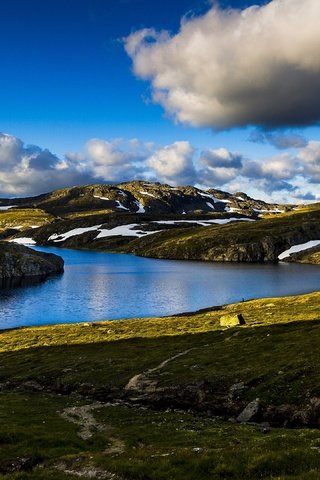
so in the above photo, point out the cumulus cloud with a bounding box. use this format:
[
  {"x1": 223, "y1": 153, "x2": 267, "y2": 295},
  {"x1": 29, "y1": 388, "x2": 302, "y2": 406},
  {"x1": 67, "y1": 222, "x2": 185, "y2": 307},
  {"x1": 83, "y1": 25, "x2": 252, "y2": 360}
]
[
  {"x1": 0, "y1": 134, "x2": 196, "y2": 196},
  {"x1": 198, "y1": 148, "x2": 243, "y2": 184},
  {"x1": 293, "y1": 191, "x2": 317, "y2": 201},
  {"x1": 1, "y1": 132, "x2": 320, "y2": 203},
  {"x1": 147, "y1": 141, "x2": 196, "y2": 185},
  {"x1": 0, "y1": 134, "x2": 144, "y2": 196},
  {"x1": 297, "y1": 141, "x2": 320, "y2": 182},
  {"x1": 79, "y1": 138, "x2": 145, "y2": 181},
  {"x1": 125, "y1": 0, "x2": 320, "y2": 129},
  {"x1": 0, "y1": 133, "x2": 84, "y2": 196},
  {"x1": 249, "y1": 131, "x2": 308, "y2": 149}
]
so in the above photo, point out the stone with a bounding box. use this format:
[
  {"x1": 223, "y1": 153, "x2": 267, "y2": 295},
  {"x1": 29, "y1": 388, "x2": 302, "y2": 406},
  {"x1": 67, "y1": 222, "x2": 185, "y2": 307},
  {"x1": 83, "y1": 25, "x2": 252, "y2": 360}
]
[
  {"x1": 229, "y1": 382, "x2": 246, "y2": 399},
  {"x1": 220, "y1": 314, "x2": 246, "y2": 328},
  {"x1": 237, "y1": 398, "x2": 260, "y2": 423},
  {"x1": 21, "y1": 380, "x2": 44, "y2": 391},
  {"x1": 259, "y1": 422, "x2": 271, "y2": 433}
]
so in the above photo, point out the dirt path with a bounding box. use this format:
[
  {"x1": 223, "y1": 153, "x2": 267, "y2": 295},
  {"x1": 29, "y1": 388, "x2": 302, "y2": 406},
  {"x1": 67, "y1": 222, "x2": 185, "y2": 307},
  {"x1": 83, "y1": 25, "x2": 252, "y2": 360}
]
[
  {"x1": 60, "y1": 402, "x2": 125, "y2": 455},
  {"x1": 125, "y1": 347, "x2": 196, "y2": 392},
  {"x1": 60, "y1": 402, "x2": 105, "y2": 440}
]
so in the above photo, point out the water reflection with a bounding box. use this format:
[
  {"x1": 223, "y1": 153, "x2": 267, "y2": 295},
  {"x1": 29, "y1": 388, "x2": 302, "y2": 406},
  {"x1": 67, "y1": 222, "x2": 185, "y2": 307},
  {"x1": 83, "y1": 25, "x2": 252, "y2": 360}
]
[
  {"x1": 0, "y1": 246, "x2": 319, "y2": 330},
  {"x1": 0, "y1": 273, "x2": 61, "y2": 293}
]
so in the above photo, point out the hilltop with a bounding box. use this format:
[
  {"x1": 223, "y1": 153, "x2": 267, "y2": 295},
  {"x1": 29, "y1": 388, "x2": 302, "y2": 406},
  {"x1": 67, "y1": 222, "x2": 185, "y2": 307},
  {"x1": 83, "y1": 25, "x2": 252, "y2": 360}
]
[{"x1": 0, "y1": 181, "x2": 288, "y2": 217}]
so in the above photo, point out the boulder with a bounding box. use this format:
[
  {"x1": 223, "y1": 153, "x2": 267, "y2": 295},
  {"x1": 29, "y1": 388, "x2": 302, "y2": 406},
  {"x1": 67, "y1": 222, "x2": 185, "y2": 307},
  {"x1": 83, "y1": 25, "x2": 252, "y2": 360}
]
[
  {"x1": 220, "y1": 313, "x2": 245, "y2": 328},
  {"x1": 237, "y1": 398, "x2": 260, "y2": 423}
]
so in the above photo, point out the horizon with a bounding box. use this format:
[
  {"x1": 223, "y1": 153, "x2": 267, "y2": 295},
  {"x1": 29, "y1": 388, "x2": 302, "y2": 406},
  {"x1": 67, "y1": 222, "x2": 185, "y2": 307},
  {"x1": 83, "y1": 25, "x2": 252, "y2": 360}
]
[
  {"x1": 1, "y1": 0, "x2": 320, "y2": 203},
  {"x1": 0, "y1": 178, "x2": 308, "y2": 206}
]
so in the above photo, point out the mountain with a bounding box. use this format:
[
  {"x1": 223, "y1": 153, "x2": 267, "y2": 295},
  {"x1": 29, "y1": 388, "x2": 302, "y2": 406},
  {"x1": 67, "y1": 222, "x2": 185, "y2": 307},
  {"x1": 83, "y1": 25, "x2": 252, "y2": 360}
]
[
  {"x1": 0, "y1": 180, "x2": 289, "y2": 216},
  {"x1": 2, "y1": 180, "x2": 319, "y2": 264}
]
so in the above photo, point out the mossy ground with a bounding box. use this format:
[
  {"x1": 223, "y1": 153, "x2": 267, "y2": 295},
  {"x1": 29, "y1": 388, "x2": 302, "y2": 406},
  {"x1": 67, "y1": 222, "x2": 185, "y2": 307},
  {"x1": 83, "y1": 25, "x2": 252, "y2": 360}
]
[
  {"x1": 1, "y1": 392, "x2": 320, "y2": 479},
  {"x1": 0, "y1": 208, "x2": 54, "y2": 232},
  {"x1": 1, "y1": 292, "x2": 320, "y2": 478}
]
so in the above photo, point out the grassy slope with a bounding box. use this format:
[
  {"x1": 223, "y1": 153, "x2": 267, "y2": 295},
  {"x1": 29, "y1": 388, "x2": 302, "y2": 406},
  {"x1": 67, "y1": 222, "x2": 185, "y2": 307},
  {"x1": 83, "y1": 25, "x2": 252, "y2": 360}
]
[
  {"x1": 1, "y1": 292, "x2": 320, "y2": 478},
  {"x1": 0, "y1": 208, "x2": 55, "y2": 234}
]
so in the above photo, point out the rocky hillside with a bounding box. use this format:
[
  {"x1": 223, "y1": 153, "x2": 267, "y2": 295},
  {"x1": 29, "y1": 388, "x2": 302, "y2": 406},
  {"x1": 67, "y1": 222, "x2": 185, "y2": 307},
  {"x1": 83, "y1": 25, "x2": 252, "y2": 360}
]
[
  {"x1": 0, "y1": 181, "x2": 289, "y2": 217},
  {"x1": 0, "y1": 242, "x2": 64, "y2": 286},
  {"x1": 284, "y1": 244, "x2": 320, "y2": 264},
  {"x1": 118, "y1": 204, "x2": 320, "y2": 263}
]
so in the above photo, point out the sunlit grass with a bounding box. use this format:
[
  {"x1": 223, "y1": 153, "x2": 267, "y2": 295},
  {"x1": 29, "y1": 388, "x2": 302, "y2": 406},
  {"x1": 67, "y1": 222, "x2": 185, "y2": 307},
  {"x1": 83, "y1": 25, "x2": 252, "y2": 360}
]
[{"x1": 0, "y1": 208, "x2": 54, "y2": 230}]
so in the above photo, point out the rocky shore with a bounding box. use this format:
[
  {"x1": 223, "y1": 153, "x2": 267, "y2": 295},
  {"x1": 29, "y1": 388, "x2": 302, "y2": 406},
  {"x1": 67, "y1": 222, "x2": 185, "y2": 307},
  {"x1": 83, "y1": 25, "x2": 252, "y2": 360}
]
[{"x1": 0, "y1": 241, "x2": 64, "y2": 282}]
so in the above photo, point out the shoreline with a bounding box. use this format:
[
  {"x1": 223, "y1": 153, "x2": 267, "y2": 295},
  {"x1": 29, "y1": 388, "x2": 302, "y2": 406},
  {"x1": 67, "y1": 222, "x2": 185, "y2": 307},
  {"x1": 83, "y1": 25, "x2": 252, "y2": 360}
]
[{"x1": 1, "y1": 290, "x2": 320, "y2": 338}]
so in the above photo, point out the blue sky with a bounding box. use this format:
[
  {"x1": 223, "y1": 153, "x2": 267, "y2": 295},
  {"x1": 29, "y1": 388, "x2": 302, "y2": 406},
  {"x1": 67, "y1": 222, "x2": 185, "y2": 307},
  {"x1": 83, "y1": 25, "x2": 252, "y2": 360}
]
[{"x1": 0, "y1": 0, "x2": 320, "y2": 202}]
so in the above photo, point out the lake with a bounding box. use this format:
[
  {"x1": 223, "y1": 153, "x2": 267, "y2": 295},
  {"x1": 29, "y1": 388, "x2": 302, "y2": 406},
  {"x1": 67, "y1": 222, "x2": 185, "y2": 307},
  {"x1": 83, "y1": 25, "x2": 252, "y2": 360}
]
[{"x1": 0, "y1": 246, "x2": 319, "y2": 330}]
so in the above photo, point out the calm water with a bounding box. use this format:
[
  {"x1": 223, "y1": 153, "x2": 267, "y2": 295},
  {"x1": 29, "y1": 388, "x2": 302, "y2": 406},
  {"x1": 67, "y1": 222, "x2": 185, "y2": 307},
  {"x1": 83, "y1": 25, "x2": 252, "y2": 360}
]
[{"x1": 0, "y1": 246, "x2": 319, "y2": 330}]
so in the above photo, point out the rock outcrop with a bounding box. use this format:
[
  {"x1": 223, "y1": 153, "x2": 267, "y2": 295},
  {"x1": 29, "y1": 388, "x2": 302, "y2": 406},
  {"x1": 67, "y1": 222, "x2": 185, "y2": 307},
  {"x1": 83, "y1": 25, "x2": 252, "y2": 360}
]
[
  {"x1": 0, "y1": 242, "x2": 64, "y2": 283},
  {"x1": 122, "y1": 205, "x2": 320, "y2": 263}
]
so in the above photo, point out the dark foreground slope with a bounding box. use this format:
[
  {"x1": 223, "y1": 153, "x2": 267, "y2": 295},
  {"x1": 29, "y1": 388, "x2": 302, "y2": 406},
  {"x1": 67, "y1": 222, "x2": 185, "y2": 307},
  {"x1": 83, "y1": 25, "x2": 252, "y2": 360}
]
[{"x1": 1, "y1": 292, "x2": 320, "y2": 479}]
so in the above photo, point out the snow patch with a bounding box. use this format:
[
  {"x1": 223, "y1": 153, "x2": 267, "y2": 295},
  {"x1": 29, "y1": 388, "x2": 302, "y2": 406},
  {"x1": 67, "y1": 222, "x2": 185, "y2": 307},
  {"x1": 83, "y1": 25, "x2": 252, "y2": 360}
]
[
  {"x1": 199, "y1": 192, "x2": 221, "y2": 203},
  {"x1": 0, "y1": 205, "x2": 15, "y2": 210},
  {"x1": 206, "y1": 202, "x2": 215, "y2": 210},
  {"x1": 48, "y1": 225, "x2": 102, "y2": 242},
  {"x1": 94, "y1": 195, "x2": 109, "y2": 201},
  {"x1": 253, "y1": 208, "x2": 285, "y2": 214},
  {"x1": 226, "y1": 206, "x2": 241, "y2": 213},
  {"x1": 278, "y1": 240, "x2": 320, "y2": 260},
  {"x1": 96, "y1": 223, "x2": 158, "y2": 239},
  {"x1": 140, "y1": 191, "x2": 156, "y2": 198},
  {"x1": 10, "y1": 237, "x2": 36, "y2": 245},
  {"x1": 48, "y1": 223, "x2": 161, "y2": 243},
  {"x1": 116, "y1": 201, "x2": 130, "y2": 211},
  {"x1": 153, "y1": 218, "x2": 254, "y2": 226},
  {"x1": 134, "y1": 200, "x2": 145, "y2": 213}
]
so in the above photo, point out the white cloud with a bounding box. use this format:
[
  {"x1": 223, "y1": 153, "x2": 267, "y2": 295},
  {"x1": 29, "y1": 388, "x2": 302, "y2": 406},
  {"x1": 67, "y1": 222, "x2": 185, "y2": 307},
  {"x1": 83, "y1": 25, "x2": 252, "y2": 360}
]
[
  {"x1": 147, "y1": 141, "x2": 196, "y2": 185},
  {"x1": 198, "y1": 147, "x2": 243, "y2": 185},
  {"x1": 1, "y1": 132, "x2": 320, "y2": 204},
  {"x1": 297, "y1": 141, "x2": 320, "y2": 182},
  {"x1": 0, "y1": 134, "x2": 196, "y2": 196},
  {"x1": 125, "y1": 0, "x2": 320, "y2": 129}
]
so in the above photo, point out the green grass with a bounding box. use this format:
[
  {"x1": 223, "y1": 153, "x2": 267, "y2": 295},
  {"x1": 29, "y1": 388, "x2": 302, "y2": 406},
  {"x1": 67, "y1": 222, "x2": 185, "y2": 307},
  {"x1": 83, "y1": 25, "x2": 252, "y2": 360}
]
[
  {"x1": 1, "y1": 393, "x2": 320, "y2": 479},
  {"x1": 1, "y1": 292, "x2": 320, "y2": 478}
]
